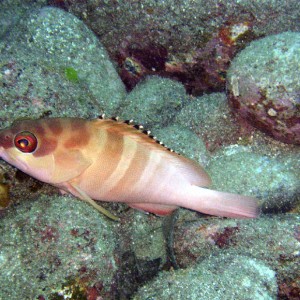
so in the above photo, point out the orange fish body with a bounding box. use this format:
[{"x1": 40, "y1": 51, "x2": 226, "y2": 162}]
[{"x1": 0, "y1": 117, "x2": 259, "y2": 219}]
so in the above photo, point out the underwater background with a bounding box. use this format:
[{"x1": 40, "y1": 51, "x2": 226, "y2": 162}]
[{"x1": 0, "y1": 0, "x2": 299, "y2": 299}]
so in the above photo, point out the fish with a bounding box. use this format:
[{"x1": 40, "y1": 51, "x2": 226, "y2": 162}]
[{"x1": 0, "y1": 117, "x2": 259, "y2": 220}]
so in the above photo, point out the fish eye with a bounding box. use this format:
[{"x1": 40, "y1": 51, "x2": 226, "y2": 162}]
[{"x1": 14, "y1": 131, "x2": 38, "y2": 153}]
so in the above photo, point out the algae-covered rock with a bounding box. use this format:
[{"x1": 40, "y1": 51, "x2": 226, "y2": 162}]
[
  {"x1": 66, "y1": 0, "x2": 300, "y2": 94},
  {"x1": 0, "y1": 195, "x2": 117, "y2": 299},
  {"x1": 0, "y1": 6, "x2": 126, "y2": 128},
  {"x1": 121, "y1": 211, "x2": 166, "y2": 263},
  {"x1": 154, "y1": 124, "x2": 209, "y2": 166},
  {"x1": 120, "y1": 76, "x2": 187, "y2": 129},
  {"x1": 171, "y1": 213, "x2": 300, "y2": 299},
  {"x1": 207, "y1": 146, "x2": 300, "y2": 213},
  {"x1": 134, "y1": 254, "x2": 277, "y2": 300},
  {"x1": 227, "y1": 32, "x2": 300, "y2": 145},
  {"x1": 175, "y1": 93, "x2": 241, "y2": 150},
  {"x1": 0, "y1": 0, "x2": 46, "y2": 38},
  {"x1": 112, "y1": 210, "x2": 167, "y2": 299},
  {"x1": 173, "y1": 214, "x2": 300, "y2": 277}
]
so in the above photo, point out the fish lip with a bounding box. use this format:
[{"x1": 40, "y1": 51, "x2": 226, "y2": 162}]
[{"x1": 0, "y1": 149, "x2": 28, "y2": 172}]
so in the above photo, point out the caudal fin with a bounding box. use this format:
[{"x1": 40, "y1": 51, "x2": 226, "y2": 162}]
[{"x1": 180, "y1": 185, "x2": 260, "y2": 218}]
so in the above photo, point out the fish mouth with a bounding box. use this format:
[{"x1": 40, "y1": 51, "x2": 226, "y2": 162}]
[{"x1": 0, "y1": 150, "x2": 28, "y2": 172}]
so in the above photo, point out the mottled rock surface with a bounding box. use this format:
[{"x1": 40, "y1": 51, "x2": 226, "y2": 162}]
[
  {"x1": 154, "y1": 124, "x2": 209, "y2": 166},
  {"x1": 175, "y1": 93, "x2": 241, "y2": 151},
  {"x1": 59, "y1": 0, "x2": 300, "y2": 93},
  {"x1": 227, "y1": 32, "x2": 300, "y2": 144},
  {"x1": 0, "y1": 0, "x2": 46, "y2": 38},
  {"x1": 119, "y1": 76, "x2": 187, "y2": 129},
  {"x1": 0, "y1": 195, "x2": 117, "y2": 299},
  {"x1": 134, "y1": 254, "x2": 277, "y2": 300},
  {"x1": 0, "y1": 6, "x2": 126, "y2": 128},
  {"x1": 207, "y1": 145, "x2": 300, "y2": 213}
]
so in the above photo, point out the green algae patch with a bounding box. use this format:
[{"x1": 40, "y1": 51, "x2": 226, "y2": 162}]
[{"x1": 65, "y1": 67, "x2": 79, "y2": 82}]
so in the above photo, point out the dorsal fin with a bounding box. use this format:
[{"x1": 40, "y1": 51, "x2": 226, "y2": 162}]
[{"x1": 96, "y1": 116, "x2": 177, "y2": 154}]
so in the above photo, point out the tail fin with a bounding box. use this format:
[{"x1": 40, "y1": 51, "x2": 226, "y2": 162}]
[{"x1": 180, "y1": 185, "x2": 260, "y2": 218}]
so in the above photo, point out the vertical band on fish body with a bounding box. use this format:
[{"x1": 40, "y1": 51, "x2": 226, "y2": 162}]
[
  {"x1": 71, "y1": 119, "x2": 171, "y2": 202},
  {"x1": 95, "y1": 132, "x2": 138, "y2": 196}
]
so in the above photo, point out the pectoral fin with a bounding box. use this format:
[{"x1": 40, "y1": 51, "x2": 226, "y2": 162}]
[
  {"x1": 66, "y1": 182, "x2": 119, "y2": 221},
  {"x1": 52, "y1": 150, "x2": 92, "y2": 183}
]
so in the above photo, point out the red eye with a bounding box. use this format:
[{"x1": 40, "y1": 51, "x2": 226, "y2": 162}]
[{"x1": 14, "y1": 131, "x2": 38, "y2": 153}]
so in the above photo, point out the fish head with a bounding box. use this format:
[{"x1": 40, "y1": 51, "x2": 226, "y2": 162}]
[
  {"x1": 0, "y1": 118, "x2": 59, "y2": 183},
  {"x1": 0, "y1": 118, "x2": 92, "y2": 184}
]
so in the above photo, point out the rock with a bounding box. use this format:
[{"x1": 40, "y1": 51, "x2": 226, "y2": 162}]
[
  {"x1": 227, "y1": 32, "x2": 300, "y2": 145},
  {"x1": 0, "y1": 195, "x2": 117, "y2": 299},
  {"x1": 154, "y1": 124, "x2": 209, "y2": 166},
  {"x1": 0, "y1": 0, "x2": 46, "y2": 38},
  {"x1": 134, "y1": 254, "x2": 277, "y2": 300},
  {"x1": 171, "y1": 214, "x2": 300, "y2": 299},
  {"x1": 173, "y1": 214, "x2": 300, "y2": 272},
  {"x1": 112, "y1": 210, "x2": 167, "y2": 299},
  {"x1": 207, "y1": 145, "x2": 300, "y2": 213},
  {"x1": 175, "y1": 93, "x2": 241, "y2": 151},
  {"x1": 120, "y1": 76, "x2": 187, "y2": 129},
  {"x1": 122, "y1": 211, "x2": 166, "y2": 263},
  {"x1": 0, "y1": 6, "x2": 126, "y2": 128},
  {"x1": 64, "y1": 1, "x2": 300, "y2": 94}
]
